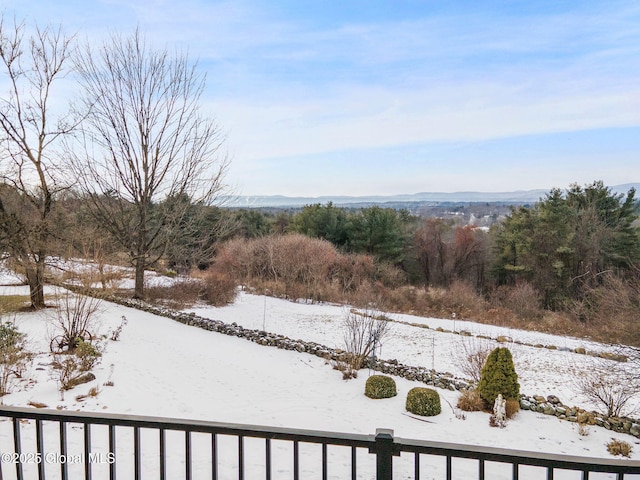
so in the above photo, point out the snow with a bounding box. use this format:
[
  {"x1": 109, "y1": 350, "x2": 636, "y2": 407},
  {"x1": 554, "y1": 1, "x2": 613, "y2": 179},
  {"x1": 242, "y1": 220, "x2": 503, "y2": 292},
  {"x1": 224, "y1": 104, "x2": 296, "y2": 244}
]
[{"x1": 0, "y1": 272, "x2": 639, "y2": 479}]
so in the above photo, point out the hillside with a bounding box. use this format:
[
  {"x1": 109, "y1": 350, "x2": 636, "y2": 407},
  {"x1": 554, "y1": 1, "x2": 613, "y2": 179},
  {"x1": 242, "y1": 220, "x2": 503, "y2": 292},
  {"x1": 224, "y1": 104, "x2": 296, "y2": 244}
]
[
  {"x1": 225, "y1": 183, "x2": 640, "y2": 208},
  {"x1": 0, "y1": 270, "x2": 639, "y2": 478}
]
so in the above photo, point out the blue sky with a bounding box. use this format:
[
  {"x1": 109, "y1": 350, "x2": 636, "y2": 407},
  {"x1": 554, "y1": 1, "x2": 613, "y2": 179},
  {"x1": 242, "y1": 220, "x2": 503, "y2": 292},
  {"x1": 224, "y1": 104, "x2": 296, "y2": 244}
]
[{"x1": 5, "y1": 0, "x2": 640, "y2": 196}]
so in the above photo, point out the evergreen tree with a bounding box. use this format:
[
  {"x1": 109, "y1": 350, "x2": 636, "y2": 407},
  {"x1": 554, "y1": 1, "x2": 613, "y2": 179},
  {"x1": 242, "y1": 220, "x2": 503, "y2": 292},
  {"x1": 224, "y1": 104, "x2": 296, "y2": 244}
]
[
  {"x1": 491, "y1": 182, "x2": 640, "y2": 309},
  {"x1": 349, "y1": 206, "x2": 408, "y2": 264},
  {"x1": 292, "y1": 203, "x2": 350, "y2": 247},
  {"x1": 478, "y1": 347, "x2": 520, "y2": 405}
]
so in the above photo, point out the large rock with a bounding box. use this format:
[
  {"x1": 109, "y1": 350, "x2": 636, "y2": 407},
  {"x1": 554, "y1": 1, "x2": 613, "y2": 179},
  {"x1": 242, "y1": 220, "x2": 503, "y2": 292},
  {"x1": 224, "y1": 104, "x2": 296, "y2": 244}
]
[{"x1": 64, "y1": 372, "x2": 96, "y2": 390}]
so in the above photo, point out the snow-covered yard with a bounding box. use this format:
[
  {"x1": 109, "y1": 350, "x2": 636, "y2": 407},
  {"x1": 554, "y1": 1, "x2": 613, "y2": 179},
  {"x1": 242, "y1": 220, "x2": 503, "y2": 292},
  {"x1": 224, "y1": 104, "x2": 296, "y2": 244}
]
[{"x1": 0, "y1": 269, "x2": 639, "y2": 478}]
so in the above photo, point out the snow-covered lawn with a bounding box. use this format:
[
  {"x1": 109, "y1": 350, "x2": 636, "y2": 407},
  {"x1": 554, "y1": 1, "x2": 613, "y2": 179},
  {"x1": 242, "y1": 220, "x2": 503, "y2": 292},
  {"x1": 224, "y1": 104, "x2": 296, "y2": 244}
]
[{"x1": 0, "y1": 274, "x2": 639, "y2": 478}]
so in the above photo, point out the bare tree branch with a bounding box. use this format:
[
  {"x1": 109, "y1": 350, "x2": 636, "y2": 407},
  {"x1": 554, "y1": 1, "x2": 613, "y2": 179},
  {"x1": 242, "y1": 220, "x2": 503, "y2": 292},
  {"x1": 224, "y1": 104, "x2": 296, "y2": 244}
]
[{"x1": 67, "y1": 29, "x2": 229, "y2": 298}]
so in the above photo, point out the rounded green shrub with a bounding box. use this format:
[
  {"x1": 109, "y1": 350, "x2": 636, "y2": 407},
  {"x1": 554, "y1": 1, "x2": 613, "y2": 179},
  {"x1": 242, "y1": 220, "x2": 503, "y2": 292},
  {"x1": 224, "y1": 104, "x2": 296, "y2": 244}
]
[
  {"x1": 477, "y1": 347, "x2": 519, "y2": 405},
  {"x1": 405, "y1": 387, "x2": 441, "y2": 416},
  {"x1": 365, "y1": 375, "x2": 397, "y2": 399}
]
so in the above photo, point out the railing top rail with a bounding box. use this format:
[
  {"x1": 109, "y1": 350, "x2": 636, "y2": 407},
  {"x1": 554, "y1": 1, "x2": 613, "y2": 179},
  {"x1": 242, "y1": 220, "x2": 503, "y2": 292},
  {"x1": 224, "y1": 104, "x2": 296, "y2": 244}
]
[
  {"x1": 2, "y1": 405, "x2": 640, "y2": 473},
  {"x1": 395, "y1": 436, "x2": 640, "y2": 473},
  {"x1": 0, "y1": 405, "x2": 373, "y2": 448}
]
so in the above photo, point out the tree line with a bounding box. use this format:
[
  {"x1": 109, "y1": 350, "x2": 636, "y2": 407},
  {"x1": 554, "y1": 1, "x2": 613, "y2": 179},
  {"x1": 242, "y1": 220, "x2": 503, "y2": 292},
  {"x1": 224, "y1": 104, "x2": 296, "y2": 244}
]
[
  {"x1": 228, "y1": 184, "x2": 640, "y2": 297},
  {"x1": 216, "y1": 182, "x2": 640, "y2": 342}
]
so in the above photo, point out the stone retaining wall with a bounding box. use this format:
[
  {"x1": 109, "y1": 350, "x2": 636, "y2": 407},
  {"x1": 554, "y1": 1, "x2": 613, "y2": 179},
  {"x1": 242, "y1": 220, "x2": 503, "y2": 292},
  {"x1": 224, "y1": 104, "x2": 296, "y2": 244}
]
[{"x1": 520, "y1": 394, "x2": 640, "y2": 438}]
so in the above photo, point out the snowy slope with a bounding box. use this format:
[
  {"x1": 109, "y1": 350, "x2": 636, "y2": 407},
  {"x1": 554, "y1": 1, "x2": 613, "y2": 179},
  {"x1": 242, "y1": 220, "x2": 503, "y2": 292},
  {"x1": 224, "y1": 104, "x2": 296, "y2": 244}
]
[{"x1": 0, "y1": 275, "x2": 638, "y2": 478}]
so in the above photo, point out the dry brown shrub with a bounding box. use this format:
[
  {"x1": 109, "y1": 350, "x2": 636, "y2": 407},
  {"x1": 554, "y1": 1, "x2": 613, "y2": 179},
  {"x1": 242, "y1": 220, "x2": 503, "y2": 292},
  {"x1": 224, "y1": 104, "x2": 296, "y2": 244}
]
[
  {"x1": 144, "y1": 279, "x2": 202, "y2": 309},
  {"x1": 372, "y1": 284, "x2": 413, "y2": 312},
  {"x1": 272, "y1": 234, "x2": 337, "y2": 293},
  {"x1": 212, "y1": 234, "x2": 341, "y2": 302},
  {"x1": 331, "y1": 253, "x2": 376, "y2": 294},
  {"x1": 505, "y1": 398, "x2": 520, "y2": 419},
  {"x1": 213, "y1": 237, "x2": 260, "y2": 284},
  {"x1": 374, "y1": 262, "x2": 406, "y2": 289},
  {"x1": 607, "y1": 438, "x2": 633, "y2": 457},
  {"x1": 479, "y1": 306, "x2": 514, "y2": 326},
  {"x1": 493, "y1": 282, "x2": 543, "y2": 321},
  {"x1": 345, "y1": 282, "x2": 377, "y2": 308},
  {"x1": 456, "y1": 389, "x2": 485, "y2": 412},
  {"x1": 200, "y1": 270, "x2": 238, "y2": 306},
  {"x1": 428, "y1": 280, "x2": 486, "y2": 319},
  {"x1": 536, "y1": 310, "x2": 584, "y2": 336},
  {"x1": 568, "y1": 274, "x2": 640, "y2": 345}
]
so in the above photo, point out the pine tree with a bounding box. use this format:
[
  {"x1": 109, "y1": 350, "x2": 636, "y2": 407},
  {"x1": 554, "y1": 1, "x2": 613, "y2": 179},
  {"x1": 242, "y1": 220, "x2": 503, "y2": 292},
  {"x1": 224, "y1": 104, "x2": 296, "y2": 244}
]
[{"x1": 478, "y1": 347, "x2": 520, "y2": 405}]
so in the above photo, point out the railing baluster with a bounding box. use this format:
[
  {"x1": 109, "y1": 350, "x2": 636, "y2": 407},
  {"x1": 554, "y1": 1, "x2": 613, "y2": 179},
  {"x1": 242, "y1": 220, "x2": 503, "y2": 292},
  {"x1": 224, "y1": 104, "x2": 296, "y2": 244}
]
[
  {"x1": 60, "y1": 421, "x2": 68, "y2": 480},
  {"x1": 414, "y1": 452, "x2": 420, "y2": 479},
  {"x1": 84, "y1": 422, "x2": 92, "y2": 480},
  {"x1": 13, "y1": 417, "x2": 23, "y2": 480},
  {"x1": 446, "y1": 455, "x2": 452, "y2": 480},
  {"x1": 547, "y1": 465, "x2": 554, "y2": 480},
  {"x1": 159, "y1": 428, "x2": 166, "y2": 480},
  {"x1": 265, "y1": 438, "x2": 271, "y2": 480},
  {"x1": 186, "y1": 430, "x2": 192, "y2": 480},
  {"x1": 35, "y1": 419, "x2": 44, "y2": 480},
  {"x1": 351, "y1": 445, "x2": 356, "y2": 480},
  {"x1": 134, "y1": 426, "x2": 141, "y2": 480},
  {"x1": 293, "y1": 440, "x2": 299, "y2": 480},
  {"x1": 479, "y1": 458, "x2": 484, "y2": 480},
  {"x1": 109, "y1": 424, "x2": 116, "y2": 480},
  {"x1": 513, "y1": 462, "x2": 519, "y2": 480},
  {"x1": 322, "y1": 442, "x2": 327, "y2": 480},
  {"x1": 238, "y1": 435, "x2": 244, "y2": 480},
  {"x1": 581, "y1": 471, "x2": 589, "y2": 480},
  {"x1": 211, "y1": 433, "x2": 218, "y2": 480}
]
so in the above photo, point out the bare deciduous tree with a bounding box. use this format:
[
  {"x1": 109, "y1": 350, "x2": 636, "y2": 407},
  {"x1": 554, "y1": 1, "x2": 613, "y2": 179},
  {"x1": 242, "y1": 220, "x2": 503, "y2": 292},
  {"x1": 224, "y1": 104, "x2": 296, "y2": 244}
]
[
  {"x1": 69, "y1": 29, "x2": 228, "y2": 299},
  {"x1": 49, "y1": 290, "x2": 101, "y2": 353},
  {"x1": 452, "y1": 336, "x2": 493, "y2": 383},
  {"x1": 574, "y1": 358, "x2": 639, "y2": 418},
  {"x1": 0, "y1": 18, "x2": 76, "y2": 308},
  {"x1": 341, "y1": 308, "x2": 392, "y2": 378}
]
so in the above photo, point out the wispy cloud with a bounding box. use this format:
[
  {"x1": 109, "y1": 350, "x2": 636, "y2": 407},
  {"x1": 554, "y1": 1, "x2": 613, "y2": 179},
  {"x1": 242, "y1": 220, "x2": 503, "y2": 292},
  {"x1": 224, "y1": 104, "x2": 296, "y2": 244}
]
[{"x1": 3, "y1": 0, "x2": 639, "y2": 195}]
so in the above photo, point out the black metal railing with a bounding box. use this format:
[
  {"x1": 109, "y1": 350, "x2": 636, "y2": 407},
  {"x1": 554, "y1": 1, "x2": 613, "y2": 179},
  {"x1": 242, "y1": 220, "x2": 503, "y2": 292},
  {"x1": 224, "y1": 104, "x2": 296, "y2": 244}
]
[{"x1": 0, "y1": 405, "x2": 639, "y2": 479}]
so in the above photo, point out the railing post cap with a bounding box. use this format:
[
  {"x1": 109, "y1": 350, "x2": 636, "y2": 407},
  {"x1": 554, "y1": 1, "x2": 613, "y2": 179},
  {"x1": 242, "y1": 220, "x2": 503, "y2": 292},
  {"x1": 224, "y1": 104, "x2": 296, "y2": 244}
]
[{"x1": 375, "y1": 428, "x2": 394, "y2": 438}]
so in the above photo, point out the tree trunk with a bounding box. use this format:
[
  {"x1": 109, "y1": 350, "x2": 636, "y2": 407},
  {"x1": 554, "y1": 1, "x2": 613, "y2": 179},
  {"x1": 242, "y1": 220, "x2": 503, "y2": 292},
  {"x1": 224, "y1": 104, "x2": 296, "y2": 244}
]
[
  {"x1": 134, "y1": 255, "x2": 145, "y2": 299},
  {"x1": 25, "y1": 264, "x2": 45, "y2": 309}
]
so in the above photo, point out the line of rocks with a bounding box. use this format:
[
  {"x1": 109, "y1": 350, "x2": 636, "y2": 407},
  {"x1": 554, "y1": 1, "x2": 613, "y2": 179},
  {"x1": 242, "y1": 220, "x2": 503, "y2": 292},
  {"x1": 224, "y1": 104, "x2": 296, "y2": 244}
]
[{"x1": 520, "y1": 394, "x2": 640, "y2": 438}]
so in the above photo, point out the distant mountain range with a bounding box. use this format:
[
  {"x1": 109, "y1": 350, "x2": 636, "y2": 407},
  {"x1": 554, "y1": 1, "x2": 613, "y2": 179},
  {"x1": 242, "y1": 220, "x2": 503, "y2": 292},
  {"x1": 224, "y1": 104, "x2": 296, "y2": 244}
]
[{"x1": 225, "y1": 183, "x2": 640, "y2": 208}]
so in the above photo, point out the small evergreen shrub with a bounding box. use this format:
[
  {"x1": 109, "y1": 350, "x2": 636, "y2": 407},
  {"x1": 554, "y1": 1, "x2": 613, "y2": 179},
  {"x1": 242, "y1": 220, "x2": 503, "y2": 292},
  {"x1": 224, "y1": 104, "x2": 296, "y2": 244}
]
[
  {"x1": 365, "y1": 375, "x2": 397, "y2": 399},
  {"x1": 406, "y1": 387, "x2": 441, "y2": 416},
  {"x1": 456, "y1": 389, "x2": 485, "y2": 412},
  {"x1": 478, "y1": 347, "x2": 520, "y2": 405}
]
